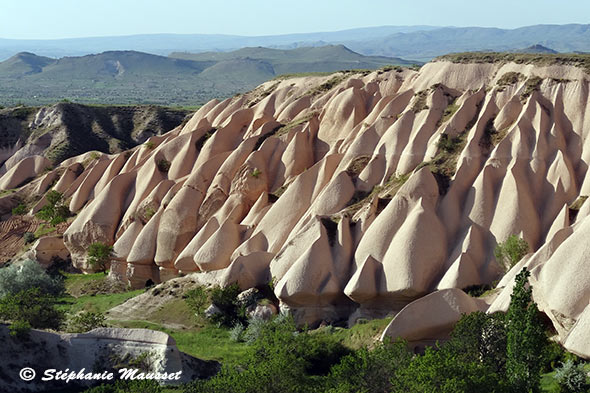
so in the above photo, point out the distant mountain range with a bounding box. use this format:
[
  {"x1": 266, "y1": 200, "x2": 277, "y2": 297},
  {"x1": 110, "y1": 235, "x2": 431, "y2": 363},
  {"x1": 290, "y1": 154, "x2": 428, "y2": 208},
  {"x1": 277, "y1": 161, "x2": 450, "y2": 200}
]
[
  {"x1": 0, "y1": 26, "x2": 438, "y2": 61},
  {"x1": 2, "y1": 24, "x2": 590, "y2": 62},
  {"x1": 0, "y1": 45, "x2": 411, "y2": 106},
  {"x1": 345, "y1": 24, "x2": 590, "y2": 61}
]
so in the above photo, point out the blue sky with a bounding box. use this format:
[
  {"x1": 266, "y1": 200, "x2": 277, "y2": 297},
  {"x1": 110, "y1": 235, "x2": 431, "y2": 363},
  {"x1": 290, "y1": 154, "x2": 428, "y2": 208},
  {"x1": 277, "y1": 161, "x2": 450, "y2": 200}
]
[{"x1": 1, "y1": 0, "x2": 588, "y2": 39}]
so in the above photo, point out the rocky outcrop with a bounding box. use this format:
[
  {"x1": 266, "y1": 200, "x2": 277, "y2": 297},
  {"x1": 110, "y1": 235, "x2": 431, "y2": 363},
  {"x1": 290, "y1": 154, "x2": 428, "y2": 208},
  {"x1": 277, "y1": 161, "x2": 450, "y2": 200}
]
[
  {"x1": 381, "y1": 288, "x2": 489, "y2": 352},
  {"x1": 30, "y1": 236, "x2": 69, "y2": 266},
  {"x1": 0, "y1": 325, "x2": 219, "y2": 393},
  {"x1": 6, "y1": 60, "x2": 590, "y2": 352},
  {"x1": 0, "y1": 103, "x2": 190, "y2": 173}
]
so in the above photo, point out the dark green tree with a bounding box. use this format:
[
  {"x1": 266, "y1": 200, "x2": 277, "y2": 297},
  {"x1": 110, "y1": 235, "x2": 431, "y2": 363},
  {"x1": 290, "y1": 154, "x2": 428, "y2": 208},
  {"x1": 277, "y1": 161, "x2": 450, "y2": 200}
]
[
  {"x1": 391, "y1": 343, "x2": 503, "y2": 393},
  {"x1": 0, "y1": 287, "x2": 65, "y2": 330},
  {"x1": 325, "y1": 338, "x2": 411, "y2": 393},
  {"x1": 87, "y1": 242, "x2": 114, "y2": 273},
  {"x1": 505, "y1": 267, "x2": 547, "y2": 392},
  {"x1": 449, "y1": 311, "x2": 507, "y2": 374},
  {"x1": 36, "y1": 190, "x2": 70, "y2": 226}
]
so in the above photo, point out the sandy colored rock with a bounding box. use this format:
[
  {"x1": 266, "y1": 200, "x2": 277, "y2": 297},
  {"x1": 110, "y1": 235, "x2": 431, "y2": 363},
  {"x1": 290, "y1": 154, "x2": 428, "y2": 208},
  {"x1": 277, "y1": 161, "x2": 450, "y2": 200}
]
[
  {"x1": 31, "y1": 236, "x2": 69, "y2": 266},
  {"x1": 6, "y1": 60, "x2": 590, "y2": 342},
  {"x1": 0, "y1": 155, "x2": 52, "y2": 190},
  {"x1": 381, "y1": 288, "x2": 489, "y2": 351},
  {"x1": 0, "y1": 325, "x2": 219, "y2": 393}
]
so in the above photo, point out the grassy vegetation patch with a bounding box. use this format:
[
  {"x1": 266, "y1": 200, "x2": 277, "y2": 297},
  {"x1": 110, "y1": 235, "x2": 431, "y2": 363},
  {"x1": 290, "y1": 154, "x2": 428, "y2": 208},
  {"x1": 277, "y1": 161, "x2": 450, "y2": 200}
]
[
  {"x1": 273, "y1": 71, "x2": 335, "y2": 80},
  {"x1": 439, "y1": 99, "x2": 459, "y2": 125},
  {"x1": 275, "y1": 112, "x2": 316, "y2": 137},
  {"x1": 194, "y1": 127, "x2": 217, "y2": 151},
  {"x1": 58, "y1": 289, "x2": 144, "y2": 314},
  {"x1": 496, "y1": 71, "x2": 527, "y2": 92},
  {"x1": 497, "y1": 72, "x2": 525, "y2": 87},
  {"x1": 111, "y1": 319, "x2": 251, "y2": 365},
  {"x1": 520, "y1": 76, "x2": 544, "y2": 100},
  {"x1": 438, "y1": 52, "x2": 590, "y2": 74},
  {"x1": 345, "y1": 155, "x2": 372, "y2": 178},
  {"x1": 343, "y1": 172, "x2": 410, "y2": 216},
  {"x1": 269, "y1": 183, "x2": 290, "y2": 203},
  {"x1": 479, "y1": 116, "x2": 498, "y2": 151},
  {"x1": 307, "y1": 74, "x2": 349, "y2": 96},
  {"x1": 328, "y1": 317, "x2": 393, "y2": 350},
  {"x1": 418, "y1": 130, "x2": 469, "y2": 194},
  {"x1": 411, "y1": 90, "x2": 429, "y2": 113},
  {"x1": 57, "y1": 272, "x2": 145, "y2": 315},
  {"x1": 34, "y1": 223, "x2": 57, "y2": 238}
]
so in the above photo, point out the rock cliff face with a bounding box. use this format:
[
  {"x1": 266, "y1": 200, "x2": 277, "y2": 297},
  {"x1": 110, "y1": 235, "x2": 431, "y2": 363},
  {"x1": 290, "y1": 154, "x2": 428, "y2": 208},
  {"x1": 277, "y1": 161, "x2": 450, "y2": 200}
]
[
  {"x1": 0, "y1": 103, "x2": 190, "y2": 173},
  {"x1": 3, "y1": 60, "x2": 590, "y2": 353}
]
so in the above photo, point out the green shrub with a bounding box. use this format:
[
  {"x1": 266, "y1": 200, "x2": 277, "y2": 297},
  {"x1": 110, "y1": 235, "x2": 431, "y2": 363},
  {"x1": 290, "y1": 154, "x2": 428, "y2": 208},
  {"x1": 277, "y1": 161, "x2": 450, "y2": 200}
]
[
  {"x1": 554, "y1": 359, "x2": 589, "y2": 393},
  {"x1": 208, "y1": 283, "x2": 245, "y2": 327},
  {"x1": 66, "y1": 311, "x2": 107, "y2": 332},
  {"x1": 87, "y1": 242, "x2": 114, "y2": 273},
  {"x1": 184, "y1": 286, "x2": 208, "y2": 316},
  {"x1": 23, "y1": 232, "x2": 36, "y2": 244},
  {"x1": 9, "y1": 319, "x2": 31, "y2": 340},
  {"x1": 437, "y1": 134, "x2": 463, "y2": 153},
  {"x1": 143, "y1": 141, "x2": 155, "y2": 149},
  {"x1": 156, "y1": 158, "x2": 170, "y2": 172},
  {"x1": 0, "y1": 287, "x2": 65, "y2": 330},
  {"x1": 144, "y1": 206, "x2": 156, "y2": 221},
  {"x1": 0, "y1": 259, "x2": 64, "y2": 297},
  {"x1": 36, "y1": 190, "x2": 70, "y2": 225},
  {"x1": 250, "y1": 168, "x2": 261, "y2": 178},
  {"x1": 229, "y1": 322, "x2": 245, "y2": 342},
  {"x1": 325, "y1": 339, "x2": 412, "y2": 393},
  {"x1": 243, "y1": 317, "x2": 267, "y2": 344},
  {"x1": 187, "y1": 315, "x2": 349, "y2": 393},
  {"x1": 448, "y1": 311, "x2": 507, "y2": 374},
  {"x1": 392, "y1": 343, "x2": 504, "y2": 393},
  {"x1": 494, "y1": 234, "x2": 529, "y2": 269},
  {"x1": 12, "y1": 203, "x2": 27, "y2": 215},
  {"x1": 497, "y1": 72, "x2": 525, "y2": 87}
]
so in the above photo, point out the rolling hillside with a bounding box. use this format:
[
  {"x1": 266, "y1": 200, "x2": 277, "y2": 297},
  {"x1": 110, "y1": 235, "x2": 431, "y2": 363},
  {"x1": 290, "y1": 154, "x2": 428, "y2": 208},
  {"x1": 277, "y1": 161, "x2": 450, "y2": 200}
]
[
  {"x1": 170, "y1": 45, "x2": 414, "y2": 75},
  {"x1": 0, "y1": 46, "x2": 411, "y2": 106}
]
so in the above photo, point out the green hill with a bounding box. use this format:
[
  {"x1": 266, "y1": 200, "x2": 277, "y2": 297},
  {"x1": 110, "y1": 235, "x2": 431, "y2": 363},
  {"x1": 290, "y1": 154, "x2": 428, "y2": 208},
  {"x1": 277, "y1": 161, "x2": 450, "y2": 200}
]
[
  {"x1": 170, "y1": 44, "x2": 413, "y2": 75},
  {"x1": 0, "y1": 51, "x2": 55, "y2": 77},
  {"x1": 0, "y1": 46, "x2": 413, "y2": 107}
]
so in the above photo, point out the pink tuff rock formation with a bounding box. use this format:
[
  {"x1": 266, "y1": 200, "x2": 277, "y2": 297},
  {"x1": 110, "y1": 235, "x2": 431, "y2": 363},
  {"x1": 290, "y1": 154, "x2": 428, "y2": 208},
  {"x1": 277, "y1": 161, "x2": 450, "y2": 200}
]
[{"x1": 4, "y1": 59, "x2": 590, "y2": 354}]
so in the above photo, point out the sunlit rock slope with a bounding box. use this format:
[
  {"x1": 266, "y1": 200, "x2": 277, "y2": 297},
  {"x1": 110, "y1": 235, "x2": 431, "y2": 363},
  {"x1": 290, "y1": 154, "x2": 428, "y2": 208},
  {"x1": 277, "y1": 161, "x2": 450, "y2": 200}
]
[{"x1": 3, "y1": 58, "x2": 590, "y2": 353}]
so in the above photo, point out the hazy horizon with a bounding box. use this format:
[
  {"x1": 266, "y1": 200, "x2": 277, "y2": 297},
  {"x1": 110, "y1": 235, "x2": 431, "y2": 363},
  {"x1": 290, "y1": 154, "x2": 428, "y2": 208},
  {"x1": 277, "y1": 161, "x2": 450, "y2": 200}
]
[{"x1": 1, "y1": 0, "x2": 589, "y2": 40}]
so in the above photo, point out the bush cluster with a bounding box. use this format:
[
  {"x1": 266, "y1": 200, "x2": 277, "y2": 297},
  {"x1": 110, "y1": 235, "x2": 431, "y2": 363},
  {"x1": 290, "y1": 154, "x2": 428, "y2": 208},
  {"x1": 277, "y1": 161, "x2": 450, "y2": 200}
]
[
  {"x1": 0, "y1": 259, "x2": 64, "y2": 297},
  {"x1": 87, "y1": 242, "x2": 114, "y2": 273},
  {"x1": 184, "y1": 268, "x2": 555, "y2": 393},
  {"x1": 495, "y1": 234, "x2": 529, "y2": 269},
  {"x1": 36, "y1": 190, "x2": 70, "y2": 226},
  {"x1": 0, "y1": 259, "x2": 66, "y2": 336},
  {"x1": 66, "y1": 311, "x2": 107, "y2": 333}
]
